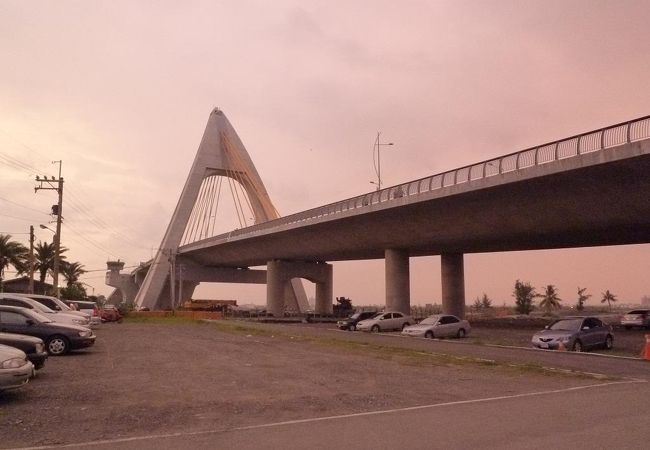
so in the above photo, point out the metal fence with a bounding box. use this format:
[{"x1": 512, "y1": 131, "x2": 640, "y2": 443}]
[{"x1": 208, "y1": 115, "x2": 650, "y2": 243}]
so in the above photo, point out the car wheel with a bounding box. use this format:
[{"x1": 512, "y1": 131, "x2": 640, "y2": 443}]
[
  {"x1": 46, "y1": 335, "x2": 70, "y2": 356},
  {"x1": 572, "y1": 340, "x2": 583, "y2": 352},
  {"x1": 401, "y1": 322, "x2": 410, "y2": 331},
  {"x1": 457, "y1": 328, "x2": 466, "y2": 338},
  {"x1": 371, "y1": 325, "x2": 380, "y2": 333},
  {"x1": 349, "y1": 324, "x2": 356, "y2": 331},
  {"x1": 604, "y1": 335, "x2": 613, "y2": 350},
  {"x1": 425, "y1": 330, "x2": 434, "y2": 339}
]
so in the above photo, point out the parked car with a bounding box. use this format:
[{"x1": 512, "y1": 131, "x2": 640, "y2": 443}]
[
  {"x1": 620, "y1": 309, "x2": 650, "y2": 330},
  {"x1": 402, "y1": 314, "x2": 471, "y2": 339},
  {"x1": 0, "y1": 305, "x2": 96, "y2": 355},
  {"x1": 63, "y1": 300, "x2": 101, "y2": 326},
  {"x1": 0, "y1": 344, "x2": 34, "y2": 393},
  {"x1": 0, "y1": 294, "x2": 91, "y2": 328},
  {"x1": 337, "y1": 310, "x2": 377, "y2": 331},
  {"x1": 100, "y1": 304, "x2": 123, "y2": 323},
  {"x1": 356, "y1": 311, "x2": 413, "y2": 332},
  {"x1": 0, "y1": 332, "x2": 48, "y2": 369},
  {"x1": 15, "y1": 293, "x2": 94, "y2": 325},
  {"x1": 531, "y1": 316, "x2": 613, "y2": 352}
]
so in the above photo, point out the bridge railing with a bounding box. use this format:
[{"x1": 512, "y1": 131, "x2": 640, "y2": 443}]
[{"x1": 210, "y1": 115, "x2": 650, "y2": 243}]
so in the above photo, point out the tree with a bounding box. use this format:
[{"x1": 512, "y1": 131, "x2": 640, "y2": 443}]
[
  {"x1": 513, "y1": 280, "x2": 537, "y2": 315},
  {"x1": 34, "y1": 241, "x2": 67, "y2": 283},
  {"x1": 576, "y1": 287, "x2": 591, "y2": 311},
  {"x1": 60, "y1": 261, "x2": 86, "y2": 288},
  {"x1": 481, "y1": 293, "x2": 492, "y2": 309},
  {"x1": 601, "y1": 290, "x2": 617, "y2": 311},
  {"x1": 472, "y1": 297, "x2": 482, "y2": 311},
  {"x1": 0, "y1": 234, "x2": 28, "y2": 292},
  {"x1": 539, "y1": 285, "x2": 562, "y2": 314},
  {"x1": 60, "y1": 283, "x2": 87, "y2": 300}
]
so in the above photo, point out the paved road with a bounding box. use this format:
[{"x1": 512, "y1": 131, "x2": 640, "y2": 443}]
[{"x1": 27, "y1": 378, "x2": 649, "y2": 450}]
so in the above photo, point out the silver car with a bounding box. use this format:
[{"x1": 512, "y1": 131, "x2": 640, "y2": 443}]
[
  {"x1": 531, "y1": 316, "x2": 613, "y2": 352},
  {"x1": 620, "y1": 309, "x2": 650, "y2": 329},
  {"x1": 356, "y1": 311, "x2": 413, "y2": 332},
  {"x1": 0, "y1": 344, "x2": 34, "y2": 393},
  {"x1": 402, "y1": 314, "x2": 471, "y2": 339},
  {"x1": 0, "y1": 294, "x2": 91, "y2": 328}
]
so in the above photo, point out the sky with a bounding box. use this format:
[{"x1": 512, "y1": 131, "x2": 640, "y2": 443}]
[{"x1": 1, "y1": 0, "x2": 650, "y2": 307}]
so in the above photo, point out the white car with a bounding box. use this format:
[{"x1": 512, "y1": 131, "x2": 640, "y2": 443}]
[
  {"x1": 0, "y1": 294, "x2": 91, "y2": 328},
  {"x1": 402, "y1": 314, "x2": 471, "y2": 339},
  {"x1": 356, "y1": 311, "x2": 413, "y2": 332},
  {"x1": 0, "y1": 344, "x2": 34, "y2": 393},
  {"x1": 14, "y1": 294, "x2": 95, "y2": 325}
]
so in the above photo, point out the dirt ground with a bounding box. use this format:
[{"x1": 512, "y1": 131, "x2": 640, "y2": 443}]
[{"x1": 0, "y1": 318, "x2": 619, "y2": 449}]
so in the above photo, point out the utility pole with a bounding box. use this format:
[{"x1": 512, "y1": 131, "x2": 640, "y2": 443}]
[
  {"x1": 28, "y1": 225, "x2": 35, "y2": 294},
  {"x1": 35, "y1": 160, "x2": 64, "y2": 298}
]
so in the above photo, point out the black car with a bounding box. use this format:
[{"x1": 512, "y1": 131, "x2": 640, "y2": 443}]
[
  {"x1": 337, "y1": 311, "x2": 377, "y2": 331},
  {"x1": 0, "y1": 332, "x2": 48, "y2": 369},
  {"x1": 0, "y1": 306, "x2": 96, "y2": 356}
]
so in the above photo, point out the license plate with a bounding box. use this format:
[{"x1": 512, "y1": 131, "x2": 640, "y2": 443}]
[{"x1": 539, "y1": 343, "x2": 549, "y2": 349}]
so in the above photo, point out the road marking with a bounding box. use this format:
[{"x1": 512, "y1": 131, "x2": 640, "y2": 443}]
[{"x1": 14, "y1": 379, "x2": 646, "y2": 450}]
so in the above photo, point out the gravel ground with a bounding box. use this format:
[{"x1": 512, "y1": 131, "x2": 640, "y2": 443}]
[{"x1": 0, "y1": 318, "x2": 619, "y2": 449}]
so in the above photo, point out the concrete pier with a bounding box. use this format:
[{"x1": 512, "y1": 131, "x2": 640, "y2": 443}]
[
  {"x1": 385, "y1": 249, "x2": 410, "y2": 314},
  {"x1": 441, "y1": 253, "x2": 466, "y2": 318}
]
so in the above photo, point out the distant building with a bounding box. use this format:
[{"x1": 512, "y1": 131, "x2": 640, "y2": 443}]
[
  {"x1": 642, "y1": 295, "x2": 650, "y2": 306},
  {"x1": 1, "y1": 276, "x2": 53, "y2": 295}
]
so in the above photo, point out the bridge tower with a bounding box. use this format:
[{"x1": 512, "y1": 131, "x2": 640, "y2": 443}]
[{"x1": 134, "y1": 108, "x2": 308, "y2": 311}]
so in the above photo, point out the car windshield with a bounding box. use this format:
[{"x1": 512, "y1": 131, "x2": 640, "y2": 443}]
[
  {"x1": 25, "y1": 309, "x2": 53, "y2": 323},
  {"x1": 55, "y1": 299, "x2": 72, "y2": 311},
  {"x1": 420, "y1": 316, "x2": 440, "y2": 325},
  {"x1": 627, "y1": 310, "x2": 648, "y2": 315},
  {"x1": 32, "y1": 302, "x2": 56, "y2": 314},
  {"x1": 371, "y1": 313, "x2": 384, "y2": 320},
  {"x1": 548, "y1": 319, "x2": 582, "y2": 331},
  {"x1": 349, "y1": 313, "x2": 361, "y2": 320}
]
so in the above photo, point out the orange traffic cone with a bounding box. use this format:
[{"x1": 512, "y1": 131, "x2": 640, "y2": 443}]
[
  {"x1": 557, "y1": 341, "x2": 566, "y2": 352},
  {"x1": 642, "y1": 335, "x2": 650, "y2": 360}
]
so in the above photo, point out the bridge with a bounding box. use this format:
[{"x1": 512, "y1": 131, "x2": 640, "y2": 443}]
[{"x1": 106, "y1": 110, "x2": 650, "y2": 317}]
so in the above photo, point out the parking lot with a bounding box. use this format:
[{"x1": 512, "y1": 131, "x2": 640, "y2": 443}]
[{"x1": 2, "y1": 317, "x2": 648, "y2": 449}]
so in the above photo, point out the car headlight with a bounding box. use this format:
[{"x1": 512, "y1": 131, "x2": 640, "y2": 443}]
[
  {"x1": 72, "y1": 319, "x2": 84, "y2": 324},
  {"x1": 78, "y1": 330, "x2": 92, "y2": 337},
  {"x1": 36, "y1": 343, "x2": 45, "y2": 353},
  {"x1": 1, "y1": 357, "x2": 27, "y2": 369}
]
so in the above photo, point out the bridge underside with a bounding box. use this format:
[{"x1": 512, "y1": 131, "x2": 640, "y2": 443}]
[{"x1": 179, "y1": 147, "x2": 650, "y2": 267}]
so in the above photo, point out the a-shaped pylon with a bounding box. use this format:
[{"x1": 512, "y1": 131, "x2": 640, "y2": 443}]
[{"x1": 134, "y1": 108, "x2": 308, "y2": 311}]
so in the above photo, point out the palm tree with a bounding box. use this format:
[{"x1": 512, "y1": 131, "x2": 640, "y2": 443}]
[
  {"x1": 576, "y1": 287, "x2": 591, "y2": 311},
  {"x1": 0, "y1": 234, "x2": 28, "y2": 291},
  {"x1": 34, "y1": 241, "x2": 67, "y2": 283},
  {"x1": 601, "y1": 290, "x2": 617, "y2": 311},
  {"x1": 60, "y1": 261, "x2": 86, "y2": 288},
  {"x1": 539, "y1": 285, "x2": 562, "y2": 314}
]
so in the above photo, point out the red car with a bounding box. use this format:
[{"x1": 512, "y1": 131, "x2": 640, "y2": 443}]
[{"x1": 100, "y1": 305, "x2": 122, "y2": 323}]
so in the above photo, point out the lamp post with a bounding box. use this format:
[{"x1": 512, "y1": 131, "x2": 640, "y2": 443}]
[{"x1": 373, "y1": 132, "x2": 394, "y2": 191}]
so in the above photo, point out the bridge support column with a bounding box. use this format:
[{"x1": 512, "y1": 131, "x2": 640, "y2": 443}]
[
  {"x1": 441, "y1": 253, "x2": 466, "y2": 319},
  {"x1": 266, "y1": 260, "x2": 333, "y2": 317},
  {"x1": 385, "y1": 249, "x2": 410, "y2": 315},
  {"x1": 315, "y1": 263, "x2": 333, "y2": 315}
]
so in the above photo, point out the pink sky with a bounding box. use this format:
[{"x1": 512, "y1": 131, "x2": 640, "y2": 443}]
[{"x1": 1, "y1": 1, "x2": 649, "y2": 306}]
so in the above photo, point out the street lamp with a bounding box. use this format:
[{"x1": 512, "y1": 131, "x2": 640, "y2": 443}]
[
  {"x1": 39, "y1": 224, "x2": 60, "y2": 297},
  {"x1": 372, "y1": 131, "x2": 394, "y2": 191}
]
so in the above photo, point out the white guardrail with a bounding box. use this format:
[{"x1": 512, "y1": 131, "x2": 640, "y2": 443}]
[{"x1": 212, "y1": 115, "x2": 650, "y2": 242}]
